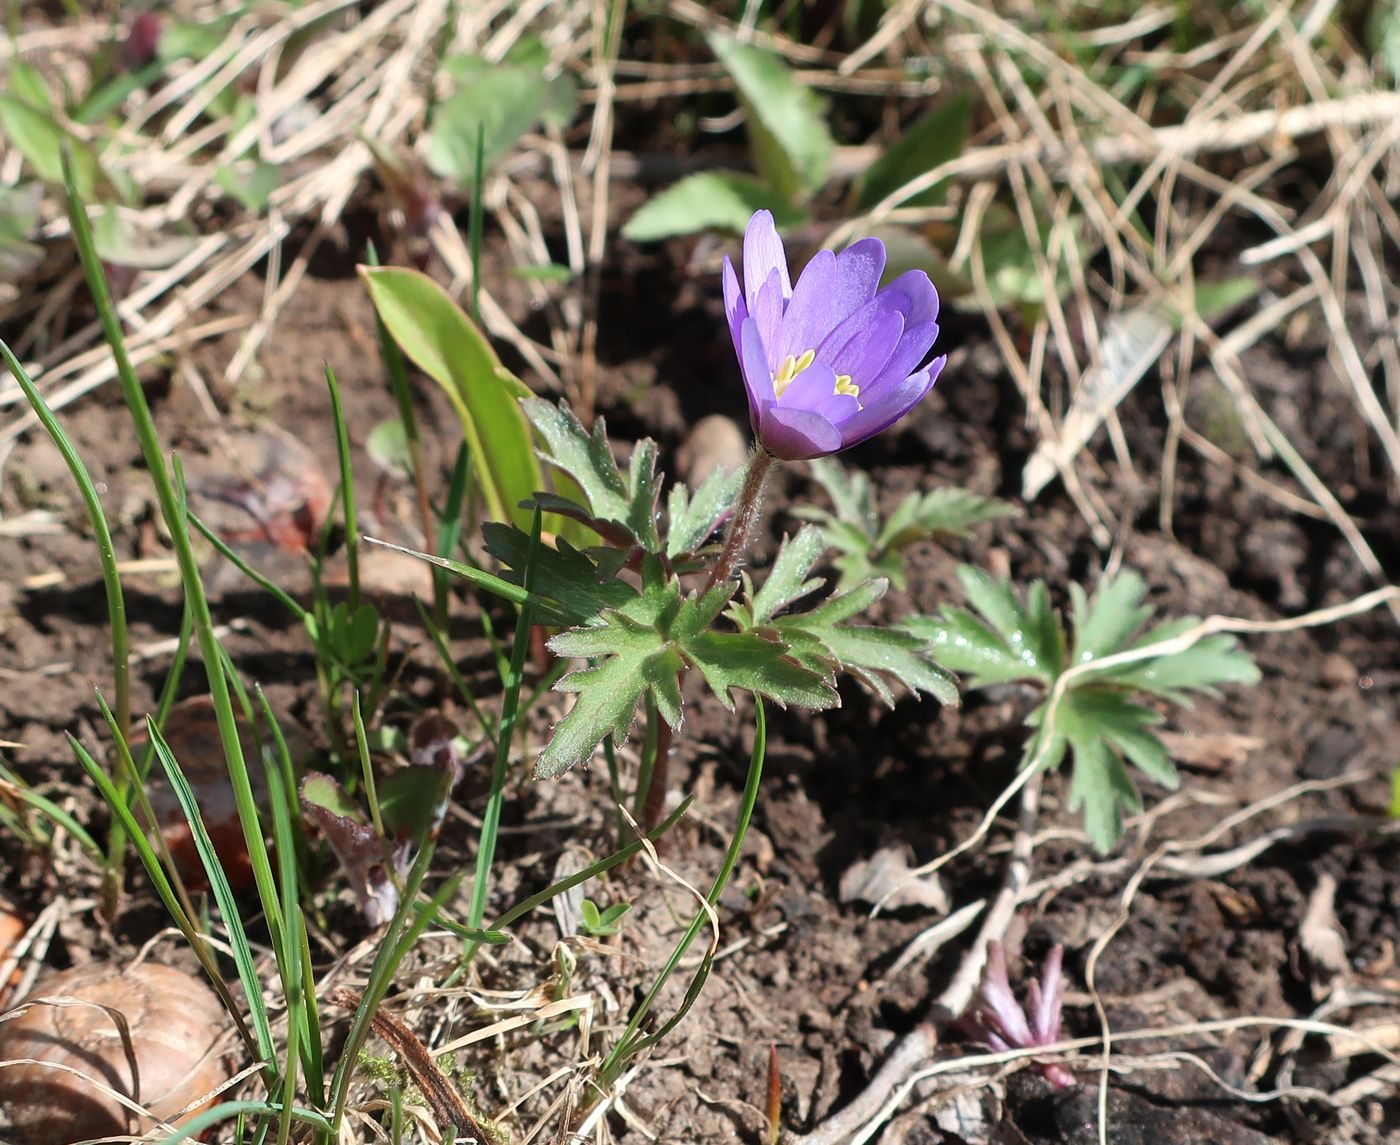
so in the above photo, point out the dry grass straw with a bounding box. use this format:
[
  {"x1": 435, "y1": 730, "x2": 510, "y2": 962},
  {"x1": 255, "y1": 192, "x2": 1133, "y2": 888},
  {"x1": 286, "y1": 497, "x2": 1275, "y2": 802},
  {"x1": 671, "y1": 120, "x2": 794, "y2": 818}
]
[{"x1": 826, "y1": 0, "x2": 1400, "y2": 624}]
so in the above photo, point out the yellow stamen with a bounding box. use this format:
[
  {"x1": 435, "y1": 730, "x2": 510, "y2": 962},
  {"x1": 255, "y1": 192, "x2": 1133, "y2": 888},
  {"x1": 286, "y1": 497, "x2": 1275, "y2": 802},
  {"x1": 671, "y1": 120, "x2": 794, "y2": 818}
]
[
  {"x1": 772, "y1": 349, "x2": 816, "y2": 397},
  {"x1": 772, "y1": 351, "x2": 863, "y2": 407}
]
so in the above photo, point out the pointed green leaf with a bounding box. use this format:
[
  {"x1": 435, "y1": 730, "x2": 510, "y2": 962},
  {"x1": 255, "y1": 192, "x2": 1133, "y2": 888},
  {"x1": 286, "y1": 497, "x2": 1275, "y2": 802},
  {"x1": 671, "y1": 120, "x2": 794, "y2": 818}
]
[
  {"x1": 876, "y1": 487, "x2": 1017, "y2": 552},
  {"x1": 667, "y1": 464, "x2": 744, "y2": 559},
  {"x1": 622, "y1": 170, "x2": 807, "y2": 242},
  {"x1": 749, "y1": 526, "x2": 827, "y2": 624},
  {"x1": 708, "y1": 32, "x2": 832, "y2": 202},
  {"x1": 0, "y1": 95, "x2": 106, "y2": 198},
  {"x1": 683, "y1": 630, "x2": 834, "y2": 711},
  {"x1": 857, "y1": 93, "x2": 972, "y2": 210},
  {"x1": 359, "y1": 266, "x2": 539, "y2": 529},
  {"x1": 1069, "y1": 573, "x2": 1153, "y2": 664},
  {"x1": 522, "y1": 399, "x2": 659, "y2": 545},
  {"x1": 483, "y1": 522, "x2": 638, "y2": 625}
]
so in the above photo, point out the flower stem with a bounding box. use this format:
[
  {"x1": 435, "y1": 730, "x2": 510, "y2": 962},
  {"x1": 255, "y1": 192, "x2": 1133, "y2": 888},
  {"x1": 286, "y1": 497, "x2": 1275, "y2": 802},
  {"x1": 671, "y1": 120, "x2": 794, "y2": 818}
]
[{"x1": 705, "y1": 447, "x2": 777, "y2": 594}]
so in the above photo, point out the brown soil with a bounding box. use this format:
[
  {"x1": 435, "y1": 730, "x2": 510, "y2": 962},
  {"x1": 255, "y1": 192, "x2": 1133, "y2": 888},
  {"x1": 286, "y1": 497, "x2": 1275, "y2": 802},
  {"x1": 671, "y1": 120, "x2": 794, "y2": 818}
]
[{"x1": 2, "y1": 202, "x2": 1398, "y2": 1145}]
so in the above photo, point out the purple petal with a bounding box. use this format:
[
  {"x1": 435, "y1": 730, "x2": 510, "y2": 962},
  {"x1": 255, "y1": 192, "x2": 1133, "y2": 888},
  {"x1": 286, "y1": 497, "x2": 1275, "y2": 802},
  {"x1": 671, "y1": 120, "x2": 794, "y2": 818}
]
[
  {"x1": 977, "y1": 942, "x2": 1035, "y2": 1048},
  {"x1": 865, "y1": 319, "x2": 940, "y2": 395},
  {"x1": 1029, "y1": 945, "x2": 1066, "y2": 1044},
  {"x1": 829, "y1": 237, "x2": 887, "y2": 326},
  {"x1": 817, "y1": 297, "x2": 904, "y2": 384},
  {"x1": 777, "y1": 250, "x2": 838, "y2": 362},
  {"x1": 738, "y1": 317, "x2": 774, "y2": 426},
  {"x1": 838, "y1": 357, "x2": 943, "y2": 449},
  {"x1": 722, "y1": 256, "x2": 747, "y2": 356},
  {"x1": 751, "y1": 268, "x2": 787, "y2": 374},
  {"x1": 777, "y1": 362, "x2": 861, "y2": 426},
  {"x1": 758, "y1": 404, "x2": 843, "y2": 460},
  {"x1": 743, "y1": 210, "x2": 791, "y2": 303},
  {"x1": 881, "y1": 269, "x2": 940, "y2": 326}
]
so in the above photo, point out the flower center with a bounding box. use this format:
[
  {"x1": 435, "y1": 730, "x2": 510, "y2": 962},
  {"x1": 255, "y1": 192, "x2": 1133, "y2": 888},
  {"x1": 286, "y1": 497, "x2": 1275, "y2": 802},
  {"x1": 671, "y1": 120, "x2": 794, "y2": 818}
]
[{"x1": 772, "y1": 349, "x2": 860, "y2": 403}]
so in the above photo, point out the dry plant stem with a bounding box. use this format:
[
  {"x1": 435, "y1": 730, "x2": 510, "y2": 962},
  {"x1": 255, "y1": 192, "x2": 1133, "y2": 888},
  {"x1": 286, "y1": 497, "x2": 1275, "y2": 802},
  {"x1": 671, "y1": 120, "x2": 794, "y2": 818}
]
[
  {"x1": 326, "y1": 988, "x2": 492, "y2": 1142},
  {"x1": 793, "y1": 771, "x2": 1045, "y2": 1145},
  {"x1": 704, "y1": 448, "x2": 777, "y2": 594},
  {"x1": 639, "y1": 716, "x2": 674, "y2": 836}
]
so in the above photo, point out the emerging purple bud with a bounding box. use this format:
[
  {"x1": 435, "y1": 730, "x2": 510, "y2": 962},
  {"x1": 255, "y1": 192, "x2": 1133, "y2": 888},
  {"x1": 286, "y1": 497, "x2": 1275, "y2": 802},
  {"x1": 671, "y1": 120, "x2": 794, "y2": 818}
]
[
  {"x1": 123, "y1": 11, "x2": 164, "y2": 72},
  {"x1": 962, "y1": 941, "x2": 1076, "y2": 1089},
  {"x1": 722, "y1": 210, "x2": 945, "y2": 461}
]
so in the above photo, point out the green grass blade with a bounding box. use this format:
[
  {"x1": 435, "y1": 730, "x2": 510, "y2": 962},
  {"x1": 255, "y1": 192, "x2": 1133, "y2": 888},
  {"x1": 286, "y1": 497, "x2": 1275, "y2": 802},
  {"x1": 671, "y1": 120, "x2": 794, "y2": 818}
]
[
  {"x1": 60, "y1": 145, "x2": 294, "y2": 1062},
  {"x1": 145, "y1": 716, "x2": 277, "y2": 1070},
  {"x1": 68, "y1": 727, "x2": 262, "y2": 1061},
  {"x1": 325, "y1": 364, "x2": 360, "y2": 610},
  {"x1": 465, "y1": 508, "x2": 541, "y2": 946}
]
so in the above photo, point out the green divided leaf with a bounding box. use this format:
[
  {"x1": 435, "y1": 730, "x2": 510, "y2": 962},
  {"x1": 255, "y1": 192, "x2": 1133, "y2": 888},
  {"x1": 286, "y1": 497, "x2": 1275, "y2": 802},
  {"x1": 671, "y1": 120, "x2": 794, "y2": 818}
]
[
  {"x1": 918, "y1": 565, "x2": 1260, "y2": 853},
  {"x1": 538, "y1": 571, "x2": 833, "y2": 778},
  {"x1": 359, "y1": 266, "x2": 540, "y2": 529},
  {"x1": 747, "y1": 526, "x2": 827, "y2": 624},
  {"x1": 483, "y1": 522, "x2": 638, "y2": 626},
  {"x1": 856, "y1": 93, "x2": 972, "y2": 210},
  {"x1": 622, "y1": 171, "x2": 807, "y2": 242},
  {"x1": 666, "y1": 465, "x2": 744, "y2": 560},
  {"x1": 798, "y1": 460, "x2": 1014, "y2": 589},
  {"x1": 730, "y1": 529, "x2": 956, "y2": 707},
  {"x1": 708, "y1": 32, "x2": 833, "y2": 203},
  {"x1": 1034, "y1": 687, "x2": 1173, "y2": 853},
  {"x1": 684, "y1": 628, "x2": 835, "y2": 712},
  {"x1": 910, "y1": 569, "x2": 1062, "y2": 688},
  {"x1": 522, "y1": 399, "x2": 660, "y2": 550}
]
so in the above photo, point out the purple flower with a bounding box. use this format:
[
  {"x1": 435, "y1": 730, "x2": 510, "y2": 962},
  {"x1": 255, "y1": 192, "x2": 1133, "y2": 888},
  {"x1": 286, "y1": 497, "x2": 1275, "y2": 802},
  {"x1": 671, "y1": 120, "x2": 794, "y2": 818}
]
[
  {"x1": 722, "y1": 210, "x2": 946, "y2": 461},
  {"x1": 961, "y1": 941, "x2": 1076, "y2": 1089}
]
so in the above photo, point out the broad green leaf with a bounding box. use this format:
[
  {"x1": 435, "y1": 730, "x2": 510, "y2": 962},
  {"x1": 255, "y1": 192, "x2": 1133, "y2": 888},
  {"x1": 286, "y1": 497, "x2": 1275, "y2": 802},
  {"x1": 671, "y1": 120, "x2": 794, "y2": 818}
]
[
  {"x1": 378, "y1": 765, "x2": 453, "y2": 841},
  {"x1": 300, "y1": 771, "x2": 364, "y2": 823},
  {"x1": 214, "y1": 161, "x2": 280, "y2": 212},
  {"x1": 1184, "y1": 278, "x2": 1259, "y2": 325},
  {"x1": 359, "y1": 266, "x2": 539, "y2": 529},
  {"x1": 708, "y1": 32, "x2": 832, "y2": 202},
  {"x1": 8, "y1": 61, "x2": 52, "y2": 112},
  {"x1": 366, "y1": 418, "x2": 413, "y2": 477},
  {"x1": 0, "y1": 95, "x2": 106, "y2": 198},
  {"x1": 856, "y1": 93, "x2": 972, "y2": 210},
  {"x1": 622, "y1": 171, "x2": 805, "y2": 242},
  {"x1": 427, "y1": 46, "x2": 577, "y2": 181}
]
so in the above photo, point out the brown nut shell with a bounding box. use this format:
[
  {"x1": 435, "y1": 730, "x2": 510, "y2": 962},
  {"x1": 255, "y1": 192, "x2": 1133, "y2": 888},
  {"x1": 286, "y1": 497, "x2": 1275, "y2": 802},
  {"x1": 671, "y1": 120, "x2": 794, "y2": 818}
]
[{"x1": 0, "y1": 961, "x2": 231, "y2": 1144}]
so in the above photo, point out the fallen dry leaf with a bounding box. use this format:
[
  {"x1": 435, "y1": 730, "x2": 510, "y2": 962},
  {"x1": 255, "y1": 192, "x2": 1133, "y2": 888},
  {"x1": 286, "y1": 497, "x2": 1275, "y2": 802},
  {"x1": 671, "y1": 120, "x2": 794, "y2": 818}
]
[{"x1": 839, "y1": 845, "x2": 949, "y2": 914}]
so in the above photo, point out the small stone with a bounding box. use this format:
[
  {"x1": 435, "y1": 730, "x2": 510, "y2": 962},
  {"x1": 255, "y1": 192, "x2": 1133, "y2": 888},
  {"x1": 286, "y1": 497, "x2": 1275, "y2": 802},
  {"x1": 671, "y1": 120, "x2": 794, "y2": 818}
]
[{"x1": 677, "y1": 415, "x2": 748, "y2": 488}]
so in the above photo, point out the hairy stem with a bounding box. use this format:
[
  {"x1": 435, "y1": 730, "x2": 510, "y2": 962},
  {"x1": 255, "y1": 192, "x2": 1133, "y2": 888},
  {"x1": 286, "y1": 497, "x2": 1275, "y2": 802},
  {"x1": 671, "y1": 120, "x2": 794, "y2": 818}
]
[{"x1": 705, "y1": 447, "x2": 777, "y2": 593}]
